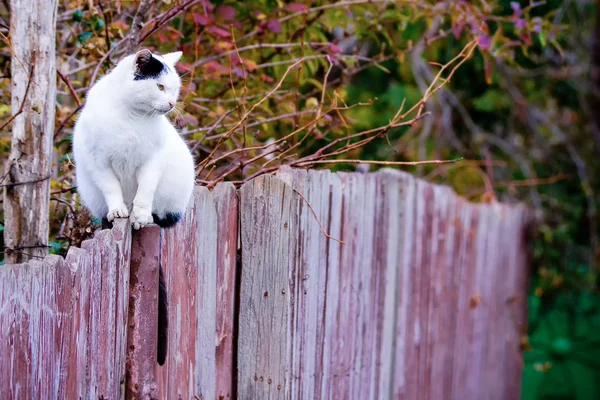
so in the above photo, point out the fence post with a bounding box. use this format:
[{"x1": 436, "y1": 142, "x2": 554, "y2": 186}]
[{"x1": 126, "y1": 226, "x2": 161, "y2": 399}]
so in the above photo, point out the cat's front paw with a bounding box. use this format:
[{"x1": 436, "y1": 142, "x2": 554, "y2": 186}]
[
  {"x1": 107, "y1": 203, "x2": 129, "y2": 221},
  {"x1": 130, "y1": 205, "x2": 154, "y2": 230}
]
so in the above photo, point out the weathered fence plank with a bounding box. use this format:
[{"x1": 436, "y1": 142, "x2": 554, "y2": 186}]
[
  {"x1": 213, "y1": 183, "x2": 239, "y2": 400},
  {"x1": 64, "y1": 246, "x2": 91, "y2": 396},
  {"x1": 155, "y1": 187, "x2": 219, "y2": 400},
  {"x1": 239, "y1": 175, "x2": 297, "y2": 399},
  {"x1": 126, "y1": 226, "x2": 161, "y2": 399}
]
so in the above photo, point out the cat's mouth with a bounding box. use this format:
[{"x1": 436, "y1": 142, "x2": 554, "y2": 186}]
[{"x1": 155, "y1": 105, "x2": 173, "y2": 115}]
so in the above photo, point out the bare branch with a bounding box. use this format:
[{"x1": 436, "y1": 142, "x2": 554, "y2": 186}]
[{"x1": 126, "y1": 0, "x2": 155, "y2": 55}]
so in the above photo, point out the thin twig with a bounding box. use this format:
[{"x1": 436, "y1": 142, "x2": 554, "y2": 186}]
[
  {"x1": 54, "y1": 105, "x2": 83, "y2": 139},
  {"x1": 57, "y1": 70, "x2": 82, "y2": 107},
  {"x1": 293, "y1": 188, "x2": 344, "y2": 244},
  {"x1": 0, "y1": 174, "x2": 51, "y2": 188},
  {"x1": 294, "y1": 158, "x2": 464, "y2": 167},
  {"x1": 0, "y1": 59, "x2": 35, "y2": 131}
]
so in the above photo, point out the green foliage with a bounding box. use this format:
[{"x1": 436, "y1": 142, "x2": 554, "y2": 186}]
[{"x1": 522, "y1": 287, "x2": 600, "y2": 400}]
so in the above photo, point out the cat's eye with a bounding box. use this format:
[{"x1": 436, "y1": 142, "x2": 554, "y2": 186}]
[{"x1": 157, "y1": 84, "x2": 165, "y2": 91}]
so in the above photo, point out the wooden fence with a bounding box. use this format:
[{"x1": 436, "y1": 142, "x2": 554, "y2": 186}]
[{"x1": 0, "y1": 168, "x2": 531, "y2": 400}]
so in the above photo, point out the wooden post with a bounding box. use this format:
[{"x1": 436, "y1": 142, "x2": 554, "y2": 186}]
[
  {"x1": 126, "y1": 226, "x2": 161, "y2": 399},
  {"x1": 3, "y1": 0, "x2": 58, "y2": 263}
]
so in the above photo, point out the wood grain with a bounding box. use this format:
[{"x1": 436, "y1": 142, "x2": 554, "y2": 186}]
[
  {"x1": 155, "y1": 187, "x2": 219, "y2": 400},
  {"x1": 239, "y1": 175, "x2": 297, "y2": 399},
  {"x1": 4, "y1": 0, "x2": 58, "y2": 263},
  {"x1": 213, "y1": 183, "x2": 239, "y2": 400},
  {"x1": 126, "y1": 226, "x2": 161, "y2": 399}
]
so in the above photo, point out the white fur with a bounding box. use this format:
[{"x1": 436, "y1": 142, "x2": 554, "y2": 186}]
[{"x1": 73, "y1": 50, "x2": 194, "y2": 230}]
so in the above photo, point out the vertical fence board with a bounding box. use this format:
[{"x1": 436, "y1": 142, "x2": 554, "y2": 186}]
[
  {"x1": 82, "y1": 237, "x2": 101, "y2": 397},
  {"x1": 430, "y1": 186, "x2": 456, "y2": 400},
  {"x1": 239, "y1": 175, "x2": 297, "y2": 399},
  {"x1": 126, "y1": 226, "x2": 161, "y2": 399},
  {"x1": 394, "y1": 171, "x2": 417, "y2": 399},
  {"x1": 156, "y1": 187, "x2": 218, "y2": 400},
  {"x1": 213, "y1": 182, "x2": 239, "y2": 400},
  {"x1": 504, "y1": 206, "x2": 530, "y2": 399},
  {"x1": 452, "y1": 204, "x2": 479, "y2": 399},
  {"x1": 356, "y1": 174, "x2": 378, "y2": 400},
  {"x1": 97, "y1": 229, "x2": 118, "y2": 397},
  {"x1": 330, "y1": 173, "x2": 360, "y2": 399},
  {"x1": 315, "y1": 171, "x2": 343, "y2": 400},
  {"x1": 0, "y1": 262, "x2": 32, "y2": 398},
  {"x1": 194, "y1": 187, "x2": 218, "y2": 400},
  {"x1": 113, "y1": 219, "x2": 133, "y2": 396},
  {"x1": 156, "y1": 192, "x2": 198, "y2": 398},
  {"x1": 47, "y1": 255, "x2": 75, "y2": 399},
  {"x1": 64, "y1": 247, "x2": 92, "y2": 397},
  {"x1": 376, "y1": 170, "x2": 405, "y2": 400},
  {"x1": 278, "y1": 168, "x2": 311, "y2": 399}
]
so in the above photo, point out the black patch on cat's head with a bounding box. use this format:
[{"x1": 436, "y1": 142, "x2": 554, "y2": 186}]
[{"x1": 134, "y1": 49, "x2": 166, "y2": 81}]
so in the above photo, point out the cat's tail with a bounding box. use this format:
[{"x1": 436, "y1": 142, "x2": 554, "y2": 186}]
[{"x1": 157, "y1": 264, "x2": 168, "y2": 366}]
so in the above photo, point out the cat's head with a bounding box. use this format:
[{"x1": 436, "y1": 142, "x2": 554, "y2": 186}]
[{"x1": 124, "y1": 49, "x2": 182, "y2": 115}]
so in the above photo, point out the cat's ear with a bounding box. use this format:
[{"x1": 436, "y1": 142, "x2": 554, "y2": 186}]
[
  {"x1": 162, "y1": 51, "x2": 183, "y2": 66},
  {"x1": 134, "y1": 49, "x2": 153, "y2": 71},
  {"x1": 133, "y1": 49, "x2": 164, "y2": 79}
]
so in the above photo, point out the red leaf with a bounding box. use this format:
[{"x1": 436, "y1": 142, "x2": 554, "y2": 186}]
[
  {"x1": 200, "y1": 0, "x2": 214, "y2": 12},
  {"x1": 178, "y1": 63, "x2": 192, "y2": 72},
  {"x1": 229, "y1": 54, "x2": 241, "y2": 66},
  {"x1": 478, "y1": 35, "x2": 492, "y2": 51},
  {"x1": 203, "y1": 61, "x2": 229, "y2": 77},
  {"x1": 329, "y1": 43, "x2": 342, "y2": 54},
  {"x1": 193, "y1": 12, "x2": 212, "y2": 26},
  {"x1": 267, "y1": 19, "x2": 282, "y2": 33},
  {"x1": 233, "y1": 67, "x2": 248, "y2": 79},
  {"x1": 216, "y1": 5, "x2": 236, "y2": 21},
  {"x1": 261, "y1": 74, "x2": 274, "y2": 83},
  {"x1": 286, "y1": 3, "x2": 308, "y2": 12},
  {"x1": 208, "y1": 25, "x2": 232, "y2": 38},
  {"x1": 243, "y1": 59, "x2": 258, "y2": 71},
  {"x1": 514, "y1": 18, "x2": 527, "y2": 31},
  {"x1": 157, "y1": 32, "x2": 168, "y2": 43},
  {"x1": 452, "y1": 22, "x2": 463, "y2": 39}
]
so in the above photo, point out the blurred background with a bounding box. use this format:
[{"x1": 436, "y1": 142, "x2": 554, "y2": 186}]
[{"x1": 1, "y1": 1, "x2": 599, "y2": 398}]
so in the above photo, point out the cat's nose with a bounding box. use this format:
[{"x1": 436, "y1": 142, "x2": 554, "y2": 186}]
[{"x1": 168, "y1": 102, "x2": 175, "y2": 109}]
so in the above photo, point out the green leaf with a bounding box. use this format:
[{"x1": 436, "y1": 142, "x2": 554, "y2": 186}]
[
  {"x1": 77, "y1": 31, "x2": 93, "y2": 44},
  {"x1": 538, "y1": 31, "x2": 546, "y2": 47},
  {"x1": 49, "y1": 241, "x2": 64, "y2": 255},
  {"x1": 73, "y1": 9, "x2": 83, "y2": 22},
  {"x1": 58, "y1": 152, "x2": 73, "y2": 163},
  {"x1": 94, "y1": 18, "x2": 105, "y2": 31},
  {"x1": 91, "y1": 217, "x2": 103, "y2": 226}
]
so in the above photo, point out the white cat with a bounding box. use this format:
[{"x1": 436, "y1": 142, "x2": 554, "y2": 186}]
[
  {"x1": 73, "y1": 48, "x2": 194, "y2": 231},
  {"x1": 73, "y1": 49, "x2": 195, "y2": 365}
]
